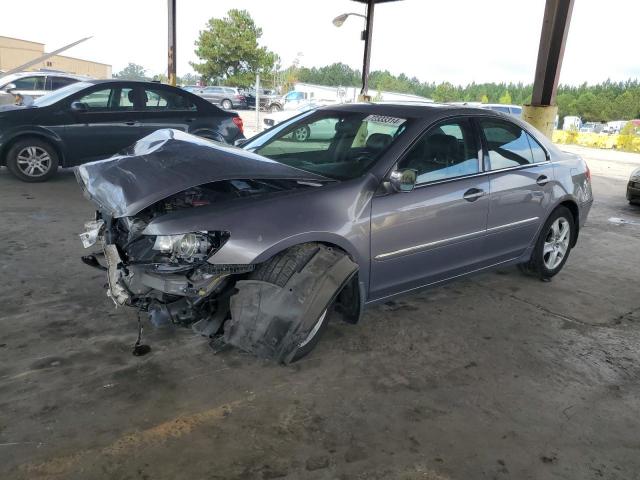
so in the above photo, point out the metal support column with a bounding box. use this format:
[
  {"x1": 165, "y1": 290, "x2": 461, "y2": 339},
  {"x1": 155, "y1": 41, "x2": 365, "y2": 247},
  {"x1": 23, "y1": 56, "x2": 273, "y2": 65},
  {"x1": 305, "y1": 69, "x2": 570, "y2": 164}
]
[
  {"x1": 523, "y1": 0, "x2": 575, "y2": 137},
  {"x1": 359, "y1": 0, "x2": 375, "y2": 99},
  {"x1": 168, "y1": 0, "x2": 177, "y2": 86}
]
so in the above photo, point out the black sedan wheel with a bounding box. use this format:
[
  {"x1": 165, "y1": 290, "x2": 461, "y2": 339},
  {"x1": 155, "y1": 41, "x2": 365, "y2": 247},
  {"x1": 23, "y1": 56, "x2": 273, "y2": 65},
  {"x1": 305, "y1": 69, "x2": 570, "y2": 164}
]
[{"x1": 6, "y1": 138, "x2": 59, "y2": 182}]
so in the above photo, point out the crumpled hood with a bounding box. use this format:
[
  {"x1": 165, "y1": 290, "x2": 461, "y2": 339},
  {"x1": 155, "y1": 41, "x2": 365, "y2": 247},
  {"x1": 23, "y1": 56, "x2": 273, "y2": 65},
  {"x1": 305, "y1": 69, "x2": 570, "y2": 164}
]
[{"x1": 75, "y1": 128, "x2": 330, "y2": 218}]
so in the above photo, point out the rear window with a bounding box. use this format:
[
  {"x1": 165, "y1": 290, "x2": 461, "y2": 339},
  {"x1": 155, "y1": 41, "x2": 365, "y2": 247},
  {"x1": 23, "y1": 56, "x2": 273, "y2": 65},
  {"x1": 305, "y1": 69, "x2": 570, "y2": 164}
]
[
  {"x1": 480, "y1": 119, "x2": 547, "y2": 169},
  {"x1": 47, "y1": 76, "x2": 78, "y2": 90}
]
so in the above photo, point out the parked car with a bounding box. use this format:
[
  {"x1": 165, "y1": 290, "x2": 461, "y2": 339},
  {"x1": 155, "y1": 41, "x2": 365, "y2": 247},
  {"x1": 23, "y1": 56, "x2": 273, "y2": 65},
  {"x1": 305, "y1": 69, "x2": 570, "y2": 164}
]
[
  {"x1": 282, "y1": 90, "x2": 313, "y2": 110},
  {"x1": 0, "y1": 79, "x2": 244, "y2": 182},
  {"x1": 605, "y1": 120, "x2": 628, "y2": 134},
  {"x1": 190, "y1": 86, "x2": 247, "y2": 110},
  {"x1": 262, "y1": 103, "x2": 322, "y2": 138},
  {"x1": 563, "y1": 116, "x2": 582, "y2": 131},
  {"x1": 246, "y1": 88, "x2": 282, "y2": 112},
  {"x1": 77, "y1": 103, "x2": 592, "y2": 362},
  {"x1": 627, "y1": 167, "x2": 640, "y2": 205},
  {"x1": 580, "y1": 122, "x2": 606, "y2": 133},
  {"x1": 181, "y1": 85, "x2": 202, "y2": 93},
  {"x1": 0, "y1": 71, "x2": 89, "y2": 106}
]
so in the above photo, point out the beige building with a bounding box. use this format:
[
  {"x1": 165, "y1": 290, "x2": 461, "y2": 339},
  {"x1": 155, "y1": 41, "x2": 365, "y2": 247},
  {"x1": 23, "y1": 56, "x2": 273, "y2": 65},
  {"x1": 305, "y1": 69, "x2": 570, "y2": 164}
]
[{"x1": 0, "y1": 36, "x2": 111, "y2": 78}]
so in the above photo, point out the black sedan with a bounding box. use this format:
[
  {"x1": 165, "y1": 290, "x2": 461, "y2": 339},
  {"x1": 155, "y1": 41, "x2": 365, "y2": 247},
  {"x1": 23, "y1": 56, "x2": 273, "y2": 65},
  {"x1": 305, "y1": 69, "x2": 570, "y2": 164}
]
[{"x1": 0, "y1": 80, "x2": 245, "y2": 182}]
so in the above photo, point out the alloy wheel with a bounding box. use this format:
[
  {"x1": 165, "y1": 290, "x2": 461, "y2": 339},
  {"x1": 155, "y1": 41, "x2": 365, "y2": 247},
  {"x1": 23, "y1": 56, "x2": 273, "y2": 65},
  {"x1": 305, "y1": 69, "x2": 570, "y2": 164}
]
[
  {"x1": 293, "y1": 126, "x2": 309, "y2": 142},
  {"x1": 543, "y1": 217, "x2": 570, "y2": 270},
  {"x1": 16, "y1": 146, "x2": 52, "y2": 178}
]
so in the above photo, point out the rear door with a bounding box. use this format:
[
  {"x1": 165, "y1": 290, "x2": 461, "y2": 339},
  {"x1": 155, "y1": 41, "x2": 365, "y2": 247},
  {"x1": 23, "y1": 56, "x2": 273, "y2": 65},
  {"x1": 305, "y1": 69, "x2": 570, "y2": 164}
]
[
  {"x1": 136, "y1": 86, "x2": 200, "y2": 136},
  {"x1": 369, "y1": 117, "x2": 490, "y2": 300},
  {"x1": 61, "y1": 84, "x2": 144, "y2": 163},
  {"x1": 476, "y1": 117, "x2": 555, "y2": 262}
]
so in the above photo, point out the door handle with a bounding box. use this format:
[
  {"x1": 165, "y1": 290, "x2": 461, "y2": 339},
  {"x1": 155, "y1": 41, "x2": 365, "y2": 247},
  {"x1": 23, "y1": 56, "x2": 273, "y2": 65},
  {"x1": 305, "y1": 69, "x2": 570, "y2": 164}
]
[
  {"x1": 463, "y1": 188, "x2": 485, "y2": 202},
  {"x1": 124, "y1": 121, "x2": 137, "y2": 126},
  {"x1": 536, "y1": 174, "x2": 549, "y2": 186},
  {"x1": 184, "y1": 118, "x2": 195, "y2": 123}
]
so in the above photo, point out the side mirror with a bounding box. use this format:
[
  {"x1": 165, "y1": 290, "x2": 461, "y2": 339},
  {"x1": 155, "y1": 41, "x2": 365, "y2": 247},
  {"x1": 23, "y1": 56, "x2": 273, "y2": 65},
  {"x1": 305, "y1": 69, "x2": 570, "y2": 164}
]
[
  {"x1": 3, "y1": 83, "x2": 17, "y2": 92},
  {"x1": 234, "y1": 138, "x2": 248, "y2": 147},
  {"x1": 388, "y1": 168, "x2": 417, "y2": 193},
  {"x1": 70, "y1": 101, "x2": 88, "y2": 113}
]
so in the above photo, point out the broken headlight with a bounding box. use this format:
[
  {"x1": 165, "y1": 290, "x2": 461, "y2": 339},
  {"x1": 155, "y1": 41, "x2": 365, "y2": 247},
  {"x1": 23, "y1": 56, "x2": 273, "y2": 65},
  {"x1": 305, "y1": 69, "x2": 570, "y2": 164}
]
[
  {"x1": 79, "y1": 219, "x2": 105, "y2": 248},
  {"x1": 152, "y1": 233, "x2": 217, "y2": 262}
]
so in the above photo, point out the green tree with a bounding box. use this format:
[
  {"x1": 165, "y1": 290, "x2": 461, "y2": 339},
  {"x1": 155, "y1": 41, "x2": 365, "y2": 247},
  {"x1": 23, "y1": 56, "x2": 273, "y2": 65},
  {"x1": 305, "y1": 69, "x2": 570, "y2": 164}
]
[
  {"x1": 179, "y1": 72, "x2": 200, "y2": 86},
  {"x1": 114, "y1": 63, "x2": 148, "y2": 80},
  {"x1": 433, "y1": 82, "x2": 458, "y2": 102},
  {"x1": 192, "y1": 9, "x2": 279, "y2": 87},
  {"x1": 480, "y1": 94, "x2": 489, "y2": 103},
  {"x1": 498, "y1": 90, "x2": 512, "y2": 104}
]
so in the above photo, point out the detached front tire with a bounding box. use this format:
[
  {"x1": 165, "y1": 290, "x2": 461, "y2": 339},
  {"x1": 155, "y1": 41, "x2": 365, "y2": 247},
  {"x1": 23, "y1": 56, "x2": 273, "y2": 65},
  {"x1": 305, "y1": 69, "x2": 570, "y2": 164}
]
[
  {"x1": 6, "y1": 137, "x2": 59, "y2": 182},
  {"x1": 519, "y1": 206, "x2": 575, "y2": 280}
]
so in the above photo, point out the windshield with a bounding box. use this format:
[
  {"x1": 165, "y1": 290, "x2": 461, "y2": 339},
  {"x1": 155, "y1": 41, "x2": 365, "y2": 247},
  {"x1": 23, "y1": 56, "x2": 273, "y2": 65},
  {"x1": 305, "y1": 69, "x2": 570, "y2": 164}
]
[
  {"x1": 245, "y1": 110, "x2": 410, "y2": 180},
  {"x1": 32, "y1": 81, "x2": 92, "y2": 107}
]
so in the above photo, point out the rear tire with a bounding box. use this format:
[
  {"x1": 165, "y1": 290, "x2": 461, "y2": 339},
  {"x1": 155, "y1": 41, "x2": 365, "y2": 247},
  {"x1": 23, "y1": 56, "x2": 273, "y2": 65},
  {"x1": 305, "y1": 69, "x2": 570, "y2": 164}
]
[
  {"x1": 519, "y1": 206, "x2": 575, "y2": 280},
  {"x1": 221, "y1": 99, "x2": 233, "y2": 110},
  {"x1": 249, "y1": 243, "x2": 331, "y2": 361},
  {"x1": 269, "y1": 104, "x2": 282, "y2": 113},
  {"x1": 6, "y1": 137, "x2": 59, "y2": 182}
]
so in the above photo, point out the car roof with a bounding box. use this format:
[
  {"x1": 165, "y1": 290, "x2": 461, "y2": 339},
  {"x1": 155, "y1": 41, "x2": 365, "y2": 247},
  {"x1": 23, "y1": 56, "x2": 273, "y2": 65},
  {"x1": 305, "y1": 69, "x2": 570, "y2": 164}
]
[
  {"x1": 316, "y1": 102, "x2": 508, "y2": 119},
  {"x1": 84, "y1": 79, "x2": 192, "y2": 88},
  {"x1": 0, "y1": 71, "x2": 91, "y2": 81}
]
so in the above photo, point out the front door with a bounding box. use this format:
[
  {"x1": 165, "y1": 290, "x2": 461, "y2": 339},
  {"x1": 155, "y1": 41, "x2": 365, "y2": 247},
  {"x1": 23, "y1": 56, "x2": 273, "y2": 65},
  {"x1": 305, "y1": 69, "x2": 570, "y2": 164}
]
[
  {"x1": 62, "y1": 85, "x2": 143, "y2": 163},
  {"x1": 477, "y1": 118, "x2": 556, "y2": 262},
  {"x1": 369, "y1": 118, "x2": 490, "y2": 300}
]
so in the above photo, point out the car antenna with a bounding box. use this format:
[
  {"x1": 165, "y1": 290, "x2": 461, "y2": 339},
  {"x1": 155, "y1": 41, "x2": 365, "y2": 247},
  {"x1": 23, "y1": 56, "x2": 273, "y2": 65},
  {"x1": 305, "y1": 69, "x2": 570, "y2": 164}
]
[{"x1": 132, "y1": 311, "x2": 151, "y2": 356}]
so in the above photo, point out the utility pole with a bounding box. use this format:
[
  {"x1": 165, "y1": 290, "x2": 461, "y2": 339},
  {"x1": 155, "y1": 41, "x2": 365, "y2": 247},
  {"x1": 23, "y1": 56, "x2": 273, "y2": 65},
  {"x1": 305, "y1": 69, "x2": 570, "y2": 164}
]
[
  {"x1": 255, "y1": 74, "x2": 260, "y2": 133},
  {"x1": 168, "y1": 0, "x2": 177, "y2": 86}
]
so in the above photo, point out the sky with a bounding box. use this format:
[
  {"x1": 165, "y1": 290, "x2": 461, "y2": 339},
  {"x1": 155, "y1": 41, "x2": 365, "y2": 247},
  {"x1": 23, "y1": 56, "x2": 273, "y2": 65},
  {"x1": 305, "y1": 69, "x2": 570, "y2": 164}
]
[{"x1": 2, "y1": 0, "x2": 639, "y2": 86}]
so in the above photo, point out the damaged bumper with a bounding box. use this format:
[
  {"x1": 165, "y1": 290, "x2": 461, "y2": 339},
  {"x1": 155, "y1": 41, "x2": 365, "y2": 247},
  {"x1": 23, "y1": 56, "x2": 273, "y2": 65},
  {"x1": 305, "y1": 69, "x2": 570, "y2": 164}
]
[{"x1": 79, "y1": 217, "x2": 358, "y2": 362}]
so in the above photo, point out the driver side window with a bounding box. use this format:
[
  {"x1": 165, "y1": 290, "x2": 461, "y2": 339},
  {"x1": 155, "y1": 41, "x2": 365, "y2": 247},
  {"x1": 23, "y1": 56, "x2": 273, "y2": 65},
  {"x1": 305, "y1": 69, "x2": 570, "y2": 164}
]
[
  {"x1": 399, "y1": 119, "x2": 479, "y2": 184},
  {"x1": 76, "y1": 88, "x2": 114, "y2": 111}
]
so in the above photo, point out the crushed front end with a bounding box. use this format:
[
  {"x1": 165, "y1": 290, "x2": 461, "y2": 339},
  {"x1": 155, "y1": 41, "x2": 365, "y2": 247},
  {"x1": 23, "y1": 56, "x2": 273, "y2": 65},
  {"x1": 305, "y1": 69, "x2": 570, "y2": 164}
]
[
  {"x1": 78, "y1": 182, "x2": 280, "y2": 332},
  {"x1": 74, "y1": 129, "x2": 359, "y2": 362}
]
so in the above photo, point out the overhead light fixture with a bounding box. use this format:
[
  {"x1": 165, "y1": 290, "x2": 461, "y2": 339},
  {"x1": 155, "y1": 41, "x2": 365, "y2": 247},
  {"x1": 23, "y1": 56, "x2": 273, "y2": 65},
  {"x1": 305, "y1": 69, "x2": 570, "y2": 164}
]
[{"x1": 332, "y1": 12, "x2": 366, "y2": 27}]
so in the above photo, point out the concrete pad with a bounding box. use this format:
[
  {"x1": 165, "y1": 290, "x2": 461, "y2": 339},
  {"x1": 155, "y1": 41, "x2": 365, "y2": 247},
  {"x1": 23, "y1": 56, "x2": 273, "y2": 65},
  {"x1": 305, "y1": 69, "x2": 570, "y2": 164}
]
[{"x1": 1, "y1": 147, "x2": 639, "y2": 479}]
